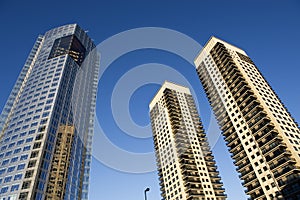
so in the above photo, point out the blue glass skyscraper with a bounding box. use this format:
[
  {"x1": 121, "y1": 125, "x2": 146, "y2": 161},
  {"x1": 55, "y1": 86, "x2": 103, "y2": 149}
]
[{"x1": 0, "y1": 24, "x2": 99, "y2": 200}]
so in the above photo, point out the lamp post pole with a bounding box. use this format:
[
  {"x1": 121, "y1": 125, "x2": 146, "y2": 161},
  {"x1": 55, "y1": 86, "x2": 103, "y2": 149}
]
[{"x1": 144, "y1": 188, "x2": 150, "y2": 200}]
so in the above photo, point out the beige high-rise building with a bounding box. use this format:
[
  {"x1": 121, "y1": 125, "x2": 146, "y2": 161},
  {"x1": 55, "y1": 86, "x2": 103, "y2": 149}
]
[
  {"x1": 194, "y1": 36, "x2": 300, "y2": 199},
  {"x1": 149, "y1": 81, "x2": 226, "y2": 200}
]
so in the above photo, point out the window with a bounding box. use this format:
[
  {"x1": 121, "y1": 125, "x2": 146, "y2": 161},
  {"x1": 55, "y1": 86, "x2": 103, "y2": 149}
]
[
  {"x1": 42, "y1": 112, "x2": 50, "y2": 117},
  {"x1": 26, "y1": 137, "x2": 33, "y2": 143},
  {"x1": 20, "y1": 155, "x2": 28, "y2": 160},
  {"x1": 22, "y1": 181, "x2": 31, "y2": 189},
  {"x1": 48, "y1": 93, "x2": 55, "y2": 98},
  {"x1": 28, "y1": 160, "x2": 37, "y2": 168},
  {"x1": 11, "y1": 157, "x2": 18, "y2": 163},
  {"x1": 36, "y1": 109, "x2": 42, "y2": 113},
  {"x1": 14, "y1": 174, "x2": 22, "y2": 180},
  {"x1": 11, "y1": 184, "x2": 19, "y2": 192},
  {"x1": 40, "y1": 119, "x2": 48, "y2": 125},
  {"x1": 20, "y1": 132, "x2": 27, "y2": 137},
  {"x1": 14, "y1": 148, "x2": 22, "y2": 154},
  {"x1": 22, "y1": 125, "x2": 29, "y2": 129},
  {"x1": 0, "y1": 186, "x2": 9, "y2": 194},
  {"x1": 33, "y1": 115, "x2": 40, "y2": 120},
  {"x1": 33, "y1": 142, "x2": 41, "y2": 149},
  {"x1": 31, "y1": 122, "x2": 38, "y2": 127},
  {"x1": 7, "y1": 166, "x2": 15, "y2": 172},
  {"x1": 25, "y1": 117, "x2": 31, "y2": 122},
  {"x1": 4, "y1": 176, "x2": 12, "y2": 183},
  {"x1": 2, "y1": 159, "x2": 9, "y2": 166},
  {"x1": 17, "y1": 139, "x2": 24, "y2": 145},
  {"x1": 17, "y1": 164, "x2": 26, "y2": 170},
  {"x1": 23, "y1": 146, "x2": 31, "y2": 151},
  {"x1": 0, "y1": 169, "x2": 6, "y2": 175},
  {"x1": 11, "y1": 135, "x2": 18, "y2": 140},
  {"x1": 44, "y1": 106, "x2": 51, "y2": 110},
  {"x1": 5, "y1": 151, "x2": 12, "y2": 156},
  {"x1": 30, "y1": 149, "x2": 39, "y2": 158}
]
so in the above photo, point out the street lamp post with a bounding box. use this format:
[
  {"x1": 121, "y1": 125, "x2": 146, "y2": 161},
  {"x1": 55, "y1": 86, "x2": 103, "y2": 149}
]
[{"x1": 144, "y1": 188, "x2": 150, "y2": 200}]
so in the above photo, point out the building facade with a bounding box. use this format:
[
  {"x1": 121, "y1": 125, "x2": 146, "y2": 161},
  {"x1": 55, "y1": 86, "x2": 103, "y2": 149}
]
[
  {"x1": 0, "y1": 24, "x2": 99, "y2": 200},
  {"x1": 194, "y1": 37, "x2": 300, "y2": 199},
  {"x1": 149, "y1": 81, "x2": 226, "y2": 200}
]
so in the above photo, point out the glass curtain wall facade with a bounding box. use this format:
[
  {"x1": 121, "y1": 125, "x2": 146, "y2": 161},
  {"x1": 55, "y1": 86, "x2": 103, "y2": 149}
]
[
  {"x1": 194, "y1": 36, "x2": 300, "y2": 199},
  {"x1": 0, "y1": 24, "x2": 99, "y2": 200},
  {"x1": 149, "y1": 81, "x2": 226, "y2": 200}
]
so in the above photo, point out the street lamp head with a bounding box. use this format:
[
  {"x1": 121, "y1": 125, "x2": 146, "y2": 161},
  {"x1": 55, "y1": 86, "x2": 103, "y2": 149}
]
[{"x1": 144, "y1": 187, "x2": 150, "y2": 200}]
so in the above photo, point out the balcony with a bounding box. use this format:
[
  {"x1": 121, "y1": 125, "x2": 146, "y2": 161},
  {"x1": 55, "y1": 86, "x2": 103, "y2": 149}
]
[
  {"x1": 239, "y1": 168, "x2": 255, "y2": 180},
  {"x1": 228, "y1": 141, "x2": 242, "y2": 153},
  {"x1": 226, "y1": 133, "x2": 239, "y2": 146},
  {"x1": 233, "y1": 86, "x2": 253, "y2": 101},
  {"x1": 270, "y1": 157, "x2": 296, "y2": 171},
  {"x1": 231, "y1": 148, "x2": 246, "y2": 160},
  {"x1": 265, "y1": 148, "x2": 292, "y2": 163},
  {"x1": 241, "y1": 102, "x2": 263, "y2": 117},
  {"x1": 243, "y1": 174, "x2": 257, "y2": 186},
  {"x1": 251, "y1": 119, "x2": 274, "y2": 135},
  {"x1": 237, "y1": 160, "x2": 251, "y2": 173},
  {"x1": 245, "y1": 182, "x2": 261, "y2": 194},
  {"x1": 240, "y1": 98, "x2": 260, "y2": 112}
]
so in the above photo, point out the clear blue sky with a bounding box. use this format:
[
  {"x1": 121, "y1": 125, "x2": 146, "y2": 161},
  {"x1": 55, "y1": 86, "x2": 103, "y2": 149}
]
[{"x1": 0, "y1": 1, "x2": 300, "y2": 200}]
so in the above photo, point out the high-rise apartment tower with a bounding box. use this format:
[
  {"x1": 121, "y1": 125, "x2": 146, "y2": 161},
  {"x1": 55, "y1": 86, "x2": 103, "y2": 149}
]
[
  {"x1": 194, "y1": 36, "x2": 300, "y2": 199},
  {"x1": 0, "y1": 24, "x2": 99, "y2": 200},
  {"x1": 149, "y1": 81, "x2": 226, "y2": 200}
]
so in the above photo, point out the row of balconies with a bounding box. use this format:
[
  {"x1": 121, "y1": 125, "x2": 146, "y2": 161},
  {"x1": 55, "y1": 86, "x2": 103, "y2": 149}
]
[
  {"x1": 211, "y1": 44, "x2": 229, "y2": 60},
  {"x1": 220, "y1": 119, "x2": 234, "y2": 133},
  {"x1": 257, "y1": 131, "x2": 279, "y2": 148},
  {"x1": 253, "y1": 125, "x2": 274, "y2": 141},
  {"x1": 233, "y1": 87, "x2": 252, "y2": 104},
  {"x1": 243, "y1": 173, "x2": 257, "y2": 186},
  {"x1": 223, "y1": 126, "x2": 235, "y2": 138},
  {"x1": 240, "y1": 165, "x2": 253, "y2": 177},
  {"x1": 237, "y1": 159, "x2": 252, "y2": 173},
  {"x1": 265, "y1": 148, "x2": 292, "y2": 163},
  {"x1": 241, "y1": 101, "x2": 262, "y2": 118},
  {"x1": 231, "y1": 147, "x2": 245, "y2": 161},
  {"x1": 228, "y1": 74, "x2": 246, "y2": 91},
  {"x1": 244, "y1": 106, "x2": 264, "y2": 122},
  {"x1": 247, "y1": 112, "x2": 268, "y2": 128},
  {"x1": 248, "y1": 188, "x2": 265, "y2": 199},
  {"x1": 220, "y1": 63, "x2": 238, "y2": 78},
  {"x1": 239, "y1": 97, "x2": 259, "y2": 112},
  {"x1": 273, "y1": 166, "x2": 298, "y2": 186},
  {"x1": 213, "y1": 105, "x2": 227, "y2": 118},
  {"x1": 225, "y1": 132, "x2": 239, "y2": 146},
  {"x1": 261, "y1": 139, "x2": 285, "y2": 155},
  {"x1": 250, "y1": 118, "x2": 273, "y2": 135},
  {"x1": 269, "y1": 157, "x2": 295, "y2": 171},
  {"x1": 236, "y1": 91, "x2": 256, "y2": 109},
  {"x1": 239, "y1": 167, "x2": 254, "y2": 180},
  {"x1": 228, "y1": 140, "x2": 243, "y2": 154},
  {"x1": 228, "y1": 79, "x2": 248, "y2": 95},
  {"x1": 245, "y1": 181, "x2": 261, "y2": 194}
]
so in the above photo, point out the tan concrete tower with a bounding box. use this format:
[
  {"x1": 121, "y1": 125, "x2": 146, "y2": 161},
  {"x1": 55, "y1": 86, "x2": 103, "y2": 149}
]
[
  {"x1": 150, "y1": 81, "x2": 226, "y2": 200},
  {"x1": 194, "y1": 37, "x2": 300, "y2": 199}
]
